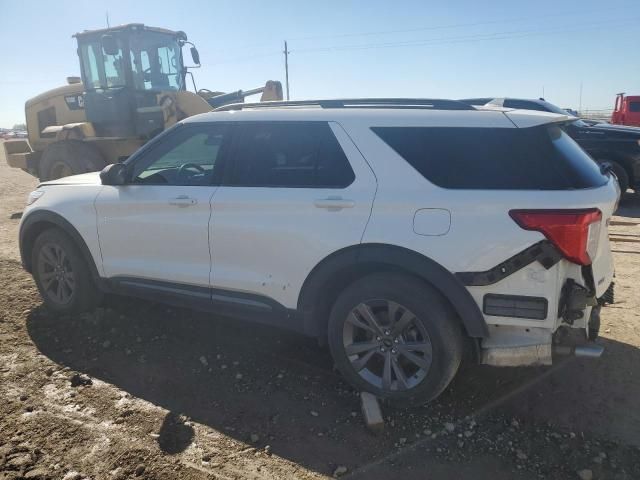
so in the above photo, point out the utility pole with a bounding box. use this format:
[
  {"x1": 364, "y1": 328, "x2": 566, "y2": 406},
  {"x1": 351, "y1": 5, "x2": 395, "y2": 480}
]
[
  {"x1": 106, "y1": 11, "x2": 110, "y2": 28},
  {"x1": 579, "y1": 82, "x2": 583, "y2": 114},
  {"x1": 283, "y1": 41, "x2": 290, "y2": 101}
]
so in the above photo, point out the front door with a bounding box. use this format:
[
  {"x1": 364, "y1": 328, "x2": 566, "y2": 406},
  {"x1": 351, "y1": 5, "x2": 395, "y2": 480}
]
[{"x1": 95, "y1": 123, "x2": 231, "y2": 291}]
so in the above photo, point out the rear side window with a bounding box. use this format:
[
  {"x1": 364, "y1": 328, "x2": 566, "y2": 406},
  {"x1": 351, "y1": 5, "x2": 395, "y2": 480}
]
[
  {"x1": 372, "y1": 125, "x2": 607, "y2": 190},
  {"x1": 228, "y1": 122, "x2": 355, "y2": 188}
]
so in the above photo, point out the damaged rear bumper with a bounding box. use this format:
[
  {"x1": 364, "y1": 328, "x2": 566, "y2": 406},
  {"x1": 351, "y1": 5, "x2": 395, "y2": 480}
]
[{"x1": 481, "y1": 281, "x2": 613, "y2": 367}]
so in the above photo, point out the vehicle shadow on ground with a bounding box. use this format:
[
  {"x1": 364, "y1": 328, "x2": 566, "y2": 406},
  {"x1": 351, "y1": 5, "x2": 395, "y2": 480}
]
[
  {"x1": 498, "y1": 334, "x2": 640, "y2": 448},
  {"x1": 24, "y1": 296, "x2": 635, "y2": 476}
]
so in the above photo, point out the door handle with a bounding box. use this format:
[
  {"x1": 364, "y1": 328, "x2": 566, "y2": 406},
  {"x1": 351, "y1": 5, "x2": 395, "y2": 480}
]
[
  {"x1": 168, "y1": 195, "x2": 197, "y2": 207},
  {"x1": 314, "y1": 196, "x2": 355, "y2": 210}
]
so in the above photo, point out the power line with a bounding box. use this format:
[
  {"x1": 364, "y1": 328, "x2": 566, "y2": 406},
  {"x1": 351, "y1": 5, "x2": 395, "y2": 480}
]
[
  {"x1": 286, "y1": 5, "x2": 626, "y2": 42},
  {"x1": 205, "y1": 3, "x2": 634, "y2": 54},
  {"x1": 207, "y1": 51, "x2": 281, "y2": 66},
  {"x1": 292, "y1": 17, "x2": 639, "y2": 54},
  {"x1": 205, "y1": 15, "x2": 638, "y2": 66}
]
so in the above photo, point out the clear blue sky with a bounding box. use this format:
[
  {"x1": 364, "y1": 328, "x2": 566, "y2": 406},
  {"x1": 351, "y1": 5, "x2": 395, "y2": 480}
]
[{"x1": 1, "y1": 0, "x2": 639, "y2": 127}]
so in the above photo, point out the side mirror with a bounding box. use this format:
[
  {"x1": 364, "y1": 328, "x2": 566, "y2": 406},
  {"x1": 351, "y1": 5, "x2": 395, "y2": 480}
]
[
  {"x1": 100, "y1": 163, "x2": 127, "y2": 185},
  {"x1": 190, "y1": 46, "x2": 200, "y2": 65},
  {"x1": 101, "y1": 35, "x2": 119, "y2": 56}
]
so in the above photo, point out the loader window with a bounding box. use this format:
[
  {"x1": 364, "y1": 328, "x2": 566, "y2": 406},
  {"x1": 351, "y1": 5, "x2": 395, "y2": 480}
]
[
  {"x1": 79, "y1": 40, "x2": 126, "y2": 91},
  {"x1": 82, "y1": 45, "x2": 101, "y2": 90},
  {"x1": 130, "y1": 32, "x2": 183, "y2": 91}
]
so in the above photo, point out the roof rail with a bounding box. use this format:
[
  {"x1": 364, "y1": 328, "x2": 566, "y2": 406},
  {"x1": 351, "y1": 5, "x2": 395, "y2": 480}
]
[{"x1": 214, "y1": 98, "x2": 475, "y2": 112}]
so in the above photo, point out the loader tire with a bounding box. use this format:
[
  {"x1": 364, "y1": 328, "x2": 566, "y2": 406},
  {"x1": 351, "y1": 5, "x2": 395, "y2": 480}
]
[{"x1": 40, "y1": 140, "x2": 106, "y2": 181}]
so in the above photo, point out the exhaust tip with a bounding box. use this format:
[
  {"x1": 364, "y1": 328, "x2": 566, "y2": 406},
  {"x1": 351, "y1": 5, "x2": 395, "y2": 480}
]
[{"x1": 574, "y1": 344, "x2": 604, "y2": 358}]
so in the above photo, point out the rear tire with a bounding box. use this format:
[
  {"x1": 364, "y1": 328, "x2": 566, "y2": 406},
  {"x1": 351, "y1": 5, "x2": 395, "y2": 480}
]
[
  {"x1": 31, "y1": 228, "x2": 101, "y2": 315},
  {"x1": 328, "y1": 273, "x2": 464, "y2": 406},
  {"x1": 39, "y1": 140, "x2": 105, "y2": 181}
]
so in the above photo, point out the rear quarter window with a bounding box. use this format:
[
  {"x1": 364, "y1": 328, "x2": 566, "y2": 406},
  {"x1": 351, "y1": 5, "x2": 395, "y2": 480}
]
[{"x1": 371, "y1": 125, "x2": 608, "y2": 190}]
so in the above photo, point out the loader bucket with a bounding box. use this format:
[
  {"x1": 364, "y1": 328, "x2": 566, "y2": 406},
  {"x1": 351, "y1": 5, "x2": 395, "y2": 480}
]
[
  {"x1": 260, "y1": 81, "x2": 284, "y2": 102},
  {"x1": 3, "y1": 139, "x2": 34, "y2": 170}
]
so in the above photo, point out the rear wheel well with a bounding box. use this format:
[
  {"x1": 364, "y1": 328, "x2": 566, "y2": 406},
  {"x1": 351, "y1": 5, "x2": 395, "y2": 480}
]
[
  {"x1": 306, "y1": 262, "x2": 480, "y2": 361},
  {"x1": 299, "y1": 244, "x2": 488, "y2": 339}
]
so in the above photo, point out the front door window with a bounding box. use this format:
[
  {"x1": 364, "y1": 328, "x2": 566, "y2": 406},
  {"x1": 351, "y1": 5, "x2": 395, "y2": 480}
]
[{"x1": 131, "y1": 124, "x2": 229, "y2": 186}]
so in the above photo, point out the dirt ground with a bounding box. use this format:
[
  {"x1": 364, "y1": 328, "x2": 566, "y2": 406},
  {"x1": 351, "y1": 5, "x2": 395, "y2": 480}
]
[{"x1": 1, "y1": 143, "x2": 639, "y2": 480}]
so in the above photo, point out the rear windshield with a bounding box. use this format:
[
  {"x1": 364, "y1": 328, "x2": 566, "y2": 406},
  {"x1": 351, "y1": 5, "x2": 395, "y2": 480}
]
[{"x1": 371, "y1": 125, "x2": 607, "y2": 190}]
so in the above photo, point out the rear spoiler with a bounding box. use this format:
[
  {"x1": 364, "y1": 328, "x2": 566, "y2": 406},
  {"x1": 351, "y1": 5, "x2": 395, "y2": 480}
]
[
  {"x1": 503, "y1": 110, "x2": 576, "y2": 128},
  {"x1": 476, "y1": 104, "x2": 576, "y2": 128}
]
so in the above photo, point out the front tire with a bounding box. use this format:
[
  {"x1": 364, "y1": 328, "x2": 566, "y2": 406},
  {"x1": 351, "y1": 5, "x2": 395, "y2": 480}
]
[
  {"x1": 328, "y1": 273, "x2": 463, "y2": 405},
  {"x1": 31, "y1": 228, "x2": 101, "y2": 314}
]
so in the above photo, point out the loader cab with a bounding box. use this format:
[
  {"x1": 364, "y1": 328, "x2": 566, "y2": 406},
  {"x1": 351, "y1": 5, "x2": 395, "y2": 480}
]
[{"x1": 75, "y1": 24, "x2": 197, "y2": 138}]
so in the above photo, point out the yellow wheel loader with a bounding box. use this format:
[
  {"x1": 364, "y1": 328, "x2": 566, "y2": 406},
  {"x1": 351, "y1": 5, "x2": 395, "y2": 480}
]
[{"x1": 4, "y1": 24, "x2": 282, "y2": 180}]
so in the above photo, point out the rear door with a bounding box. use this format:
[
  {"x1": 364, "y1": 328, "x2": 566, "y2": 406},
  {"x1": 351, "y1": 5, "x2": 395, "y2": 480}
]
[{"x1": 209, "y1": 121, "x2": 377, "y2": 311}]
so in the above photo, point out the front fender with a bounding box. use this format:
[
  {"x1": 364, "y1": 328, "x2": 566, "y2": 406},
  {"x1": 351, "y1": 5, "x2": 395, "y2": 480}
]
[{"x1": 19, "y1": 209, "x2": 101, "y2": 282}]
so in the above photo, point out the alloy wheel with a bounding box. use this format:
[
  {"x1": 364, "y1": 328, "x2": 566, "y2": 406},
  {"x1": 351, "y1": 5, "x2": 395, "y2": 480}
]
[
  {"x1": 37, "y1": 242, "x2": 75, "y2": 305},
  {"x1": 342, "y1": 299, "x2": 432, "y2": 392}
]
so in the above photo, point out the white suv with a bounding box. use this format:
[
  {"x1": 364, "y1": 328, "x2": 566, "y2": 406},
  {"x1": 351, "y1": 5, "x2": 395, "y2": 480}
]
[{"x1": 19, "y1": 99, "x2": 618, "y2": 404}]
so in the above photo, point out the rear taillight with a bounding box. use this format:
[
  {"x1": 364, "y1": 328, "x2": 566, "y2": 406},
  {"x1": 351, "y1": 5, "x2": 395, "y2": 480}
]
[{"x1": 509, "y1": 209, "x2": 602, "y2": 266}]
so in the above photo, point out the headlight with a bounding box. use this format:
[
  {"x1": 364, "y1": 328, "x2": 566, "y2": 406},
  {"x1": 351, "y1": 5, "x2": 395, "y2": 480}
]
[{"x1": 26, "y1": 190, "x2": 45, "y2": 206}]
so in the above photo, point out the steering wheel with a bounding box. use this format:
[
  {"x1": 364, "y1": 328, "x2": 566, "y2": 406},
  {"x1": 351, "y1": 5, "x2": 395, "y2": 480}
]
[{"x1": 177, "y1": 163, "x2": 205, "y2": 179}]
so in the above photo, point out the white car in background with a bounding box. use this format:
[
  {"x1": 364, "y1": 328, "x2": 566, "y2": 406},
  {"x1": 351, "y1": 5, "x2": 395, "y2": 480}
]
[{"x1": 19, "y1": 98, "x2": 618, "y2": 404}]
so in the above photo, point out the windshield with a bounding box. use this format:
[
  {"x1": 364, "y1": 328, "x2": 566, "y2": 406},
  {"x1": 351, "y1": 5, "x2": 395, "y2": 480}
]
[{"x1": 129, "y1": 31, "x2": 183, "y2": 91}]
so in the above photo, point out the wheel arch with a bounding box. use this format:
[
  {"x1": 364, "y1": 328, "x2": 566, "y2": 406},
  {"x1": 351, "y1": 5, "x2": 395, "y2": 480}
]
[
  {"x1": 297, "y1": 243, "x2": 489, "y2": 340},
  {"x1": 20, "y1": 210, "x2": 101, "y2": 282}
]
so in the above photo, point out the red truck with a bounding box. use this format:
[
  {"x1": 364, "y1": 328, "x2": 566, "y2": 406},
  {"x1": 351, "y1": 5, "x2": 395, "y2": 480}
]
[{"x1": 612, "y1": 93, "x2": 640, "y2": 127}]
